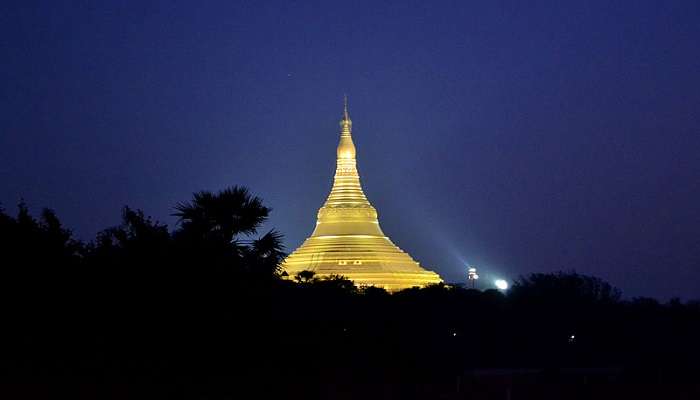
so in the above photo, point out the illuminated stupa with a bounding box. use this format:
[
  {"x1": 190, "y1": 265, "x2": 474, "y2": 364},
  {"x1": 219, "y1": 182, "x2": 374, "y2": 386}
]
[{"x1": 282, "y1": 99, "x2": 442, "y2": 291}]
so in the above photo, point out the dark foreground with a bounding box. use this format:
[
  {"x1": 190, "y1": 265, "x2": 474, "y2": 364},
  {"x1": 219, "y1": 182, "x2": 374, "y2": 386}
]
[
  {"x1": 2, "y1": 194, "x2": 698, "y2": 399},
  {"x1": 2, "y1": 276, "x2": 699, "y2": 400}
]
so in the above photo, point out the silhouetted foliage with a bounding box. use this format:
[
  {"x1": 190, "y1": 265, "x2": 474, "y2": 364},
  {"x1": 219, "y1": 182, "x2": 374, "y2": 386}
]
[
  {"x1": 511, "y1": 270, "x2": 622, "y2": 305},
  {"x1": 173, "y1": 185, "x2": 269, "y2": 242},
  {"x1": 314, "y1": 274, "x2": 357, "y2": 293},
  {"x1": 295, "y1": 269, "x2": 317, "y2": 283},
  {"x1": 1, "y1": 190, "x2": 699, "y2": 399},
  {"x1": 1, "y1": 202, "x2": 84, "y2": 274},
  {"x1": 169, "y1": 186, "x2": 285, "y2": 280},
  {"x1": 89, "y1": 206, "x2": 170, "y2": 267}
]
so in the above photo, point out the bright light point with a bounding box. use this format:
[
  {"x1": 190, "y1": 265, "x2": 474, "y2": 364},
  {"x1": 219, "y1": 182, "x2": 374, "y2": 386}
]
[{"x1": 494, "y1": 279, "x2": 509, "y2": 290}]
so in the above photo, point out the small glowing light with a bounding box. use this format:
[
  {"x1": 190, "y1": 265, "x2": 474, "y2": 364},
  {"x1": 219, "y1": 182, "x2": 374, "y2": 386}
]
[
  {"x1": 452, "y1": 332, "x2": 457, "y2": 337},
  {"x1": 494, "y1": 279, "x2": 509, "y2": 290},
  {"x1": 467, "y1": 266, "x2": 480, "y2": 288}
]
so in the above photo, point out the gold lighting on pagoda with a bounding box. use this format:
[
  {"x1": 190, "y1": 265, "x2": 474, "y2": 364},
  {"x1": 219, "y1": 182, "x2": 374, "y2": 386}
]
[{"x1": 282, "y1": 98, "x2": 442, "y2": 291}]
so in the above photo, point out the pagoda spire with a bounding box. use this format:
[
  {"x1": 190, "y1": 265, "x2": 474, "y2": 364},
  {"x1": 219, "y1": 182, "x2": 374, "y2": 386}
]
[
  {"x1": 340, "y1": 95, "x2": 352, "y2": 135},
  {"x1": 337, "y1": 95, "x2": 355, "y2": 161},
  {"x1": 343, "y1": 94, "x2": 350, "y2": 121},
  {"x1": 281, "y1": 104, "x2": 443, "y2": 291}
]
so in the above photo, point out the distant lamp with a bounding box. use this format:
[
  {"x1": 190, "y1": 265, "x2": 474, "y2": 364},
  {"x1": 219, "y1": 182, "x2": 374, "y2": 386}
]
[
  {"x1": 494, "y1": 279, "x2": 509, "y2": 290},
  {"x1": 467, "y1": 267, "x2": 479, "y2": 289}
]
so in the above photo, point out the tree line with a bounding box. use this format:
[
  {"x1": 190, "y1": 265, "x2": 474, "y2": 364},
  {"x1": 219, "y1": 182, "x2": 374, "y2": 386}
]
[{"x1": 1, "y1": 186, "x2": 698, "y2": 399}]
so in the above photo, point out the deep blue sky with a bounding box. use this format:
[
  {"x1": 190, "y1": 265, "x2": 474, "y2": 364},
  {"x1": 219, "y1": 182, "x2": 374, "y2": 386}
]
[{"x1": 2, "y1": 1, "x2": 699, "y2": 299}]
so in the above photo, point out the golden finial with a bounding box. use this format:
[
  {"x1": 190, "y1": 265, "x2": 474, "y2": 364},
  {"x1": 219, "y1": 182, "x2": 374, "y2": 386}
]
[{"x1": 343, "y1": 94, "x2": 349, "y2": 121}]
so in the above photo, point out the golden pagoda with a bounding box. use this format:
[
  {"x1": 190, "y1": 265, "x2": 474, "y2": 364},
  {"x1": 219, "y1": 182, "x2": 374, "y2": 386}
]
[{"x1": 282, "y1": 98, "x2": 442, "y2": 291}]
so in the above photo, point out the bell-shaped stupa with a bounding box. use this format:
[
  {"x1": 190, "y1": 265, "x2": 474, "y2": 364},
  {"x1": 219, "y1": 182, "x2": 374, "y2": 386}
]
[{"x1": 282, "y1": 98, "x2": 442, "y2": 291}]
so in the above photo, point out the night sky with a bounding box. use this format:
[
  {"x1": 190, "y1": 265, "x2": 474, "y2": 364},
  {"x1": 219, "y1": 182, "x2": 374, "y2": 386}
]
[{"x1": 2, "y1": 1, "x2": 699, "y2": 299}]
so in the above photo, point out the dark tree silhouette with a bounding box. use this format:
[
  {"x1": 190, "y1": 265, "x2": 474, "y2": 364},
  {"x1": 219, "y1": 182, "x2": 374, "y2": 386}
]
[
  {"x1": 0, "y1": 202, "x2": 83, "y2": 272},
  {"x1": 2, "y1": 192, "x2": 699, "y2": 400},
  {"x1": 510, "y1": 270, "x2": 622, "y2": 305},
  {"x1": 242, "y1": 229, "x2": 286, "y2": 277},
  {"x1": 295, "y1": 269, "x2": 317, "y2": 283},
  {"x1": 173, "y1": 186, "x2": 270, "y2": 242},
  {"x1": 89, "y1": 206, "x2": 171, "y2": 265},
  {"x1": 171, "y1": 186, "x2": 285, "y2": 277},
  {"x1": 311, "y1": 274, "x2": 357, "y2": 294}
]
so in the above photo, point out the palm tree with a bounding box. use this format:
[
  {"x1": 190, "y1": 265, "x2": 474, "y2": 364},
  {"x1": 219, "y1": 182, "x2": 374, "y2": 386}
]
[
  {"x1": 172, "y1": 186, "x2": 285, "y2": 277},
  {"x1": 242, "y1": 229, "x2": 286, "y2": 277},
  {"x1": 173, "y1": 186, "x2": 269, "y2": 242}
]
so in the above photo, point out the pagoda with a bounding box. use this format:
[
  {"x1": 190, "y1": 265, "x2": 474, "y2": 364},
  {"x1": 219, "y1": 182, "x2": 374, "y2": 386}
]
[{"x1": 282, "y1": 98, "x2": 442, "y2": 291}]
